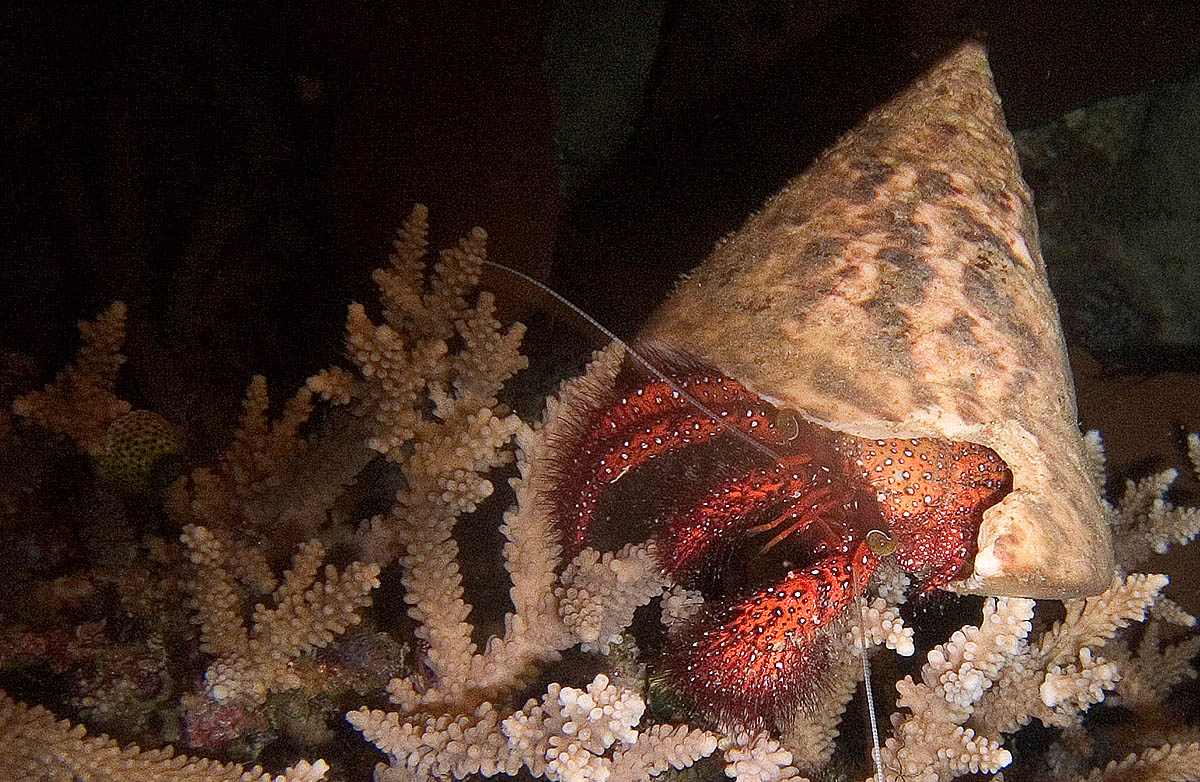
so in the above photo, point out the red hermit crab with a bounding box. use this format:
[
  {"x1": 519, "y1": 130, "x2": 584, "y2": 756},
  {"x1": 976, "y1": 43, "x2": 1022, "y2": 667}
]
[
  {"x1": 548, "y1": 345, "x2": 1011, "y2": 727},
  {"x1": 542, "y1": 42, "x2": 1114, "y2": 732}
]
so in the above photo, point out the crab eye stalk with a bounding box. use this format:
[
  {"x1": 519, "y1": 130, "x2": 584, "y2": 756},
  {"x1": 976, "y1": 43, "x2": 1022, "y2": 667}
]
[
  {"x1": 773, "y1": 409, "x2": 801, "y2": 442},
  {"x1": 865, "y1": 529, "x2": 897, "y2": 557}
]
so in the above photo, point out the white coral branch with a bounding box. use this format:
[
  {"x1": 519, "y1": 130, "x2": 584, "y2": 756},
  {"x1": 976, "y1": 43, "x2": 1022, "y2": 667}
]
[
  {"x1": 353, "y1": 675, "x2": 717, "y2": 782},
  {"x1": 557, "y1": 543, "x2": 668, "y2": 653},
  {"x1": 721, "y1": 731, "x2": 804, "y2": 782},
  {"x1": 879, "y1": 597, "x2": 1033, "y2": 782},
  {"x1": 182, "y1": 525, "x2": 379, "y2": 705}
]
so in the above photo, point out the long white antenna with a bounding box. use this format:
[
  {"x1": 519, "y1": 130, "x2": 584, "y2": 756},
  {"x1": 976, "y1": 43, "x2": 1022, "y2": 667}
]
[
  {"x1": 485, "y1": 257, "x2": 892, "y2": 769},
  {"x1": 481, "y1": 259, "x2": 784, "y2": 462},
  {"x1": 483, "y1": 263, "x2": 890, "y2": 776},
  {"x1": 856, "y1": 591, "x2": 886, "y2": 782}
]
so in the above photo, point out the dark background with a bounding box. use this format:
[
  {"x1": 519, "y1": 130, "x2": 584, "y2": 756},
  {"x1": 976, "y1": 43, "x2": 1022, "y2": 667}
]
[{"x1": 4, "y1": 1, "x2": 1200, "y2": 455}]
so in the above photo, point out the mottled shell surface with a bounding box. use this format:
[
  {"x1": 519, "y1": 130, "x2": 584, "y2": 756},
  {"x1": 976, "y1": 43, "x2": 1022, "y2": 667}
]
[{"x1": 640, "y1": 42, "x2": 1113, "y2": 599}]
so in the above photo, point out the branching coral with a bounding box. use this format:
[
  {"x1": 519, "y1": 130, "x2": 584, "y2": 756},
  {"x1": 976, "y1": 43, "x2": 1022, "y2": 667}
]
[
  {"x1": 181, "y1": 525, "x2": 380, "y2": 705},
  {"x1": 352, "y1": 673, "x2": 718, "y2": 782},
  {"x1": 0, "y1": 692, "x2": 329, "y2": 782},
  {"x1": 3, "y1": 206, "x2": 1199, "y2": 782},
  {"x1": 11, "y1": 301, "x2": 131, "y2": 456},
  {"x1": 1100, "y1": 431, "x2": 1200, "y2": 569}
]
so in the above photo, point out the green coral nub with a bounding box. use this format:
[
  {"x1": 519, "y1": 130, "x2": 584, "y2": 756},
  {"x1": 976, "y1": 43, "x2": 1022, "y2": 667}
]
[{"x1": 96, "y1": 409, "x2": 183, "y2": 497}]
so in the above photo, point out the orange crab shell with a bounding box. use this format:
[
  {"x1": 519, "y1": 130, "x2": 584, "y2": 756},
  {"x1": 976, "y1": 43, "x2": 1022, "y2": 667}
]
[{"x1": 639, "y1": 41, "x2": 1113, "y2": 600}]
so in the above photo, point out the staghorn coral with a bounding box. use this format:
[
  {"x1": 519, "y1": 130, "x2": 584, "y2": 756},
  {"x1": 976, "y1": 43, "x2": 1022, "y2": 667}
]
[
  {"x1": 3, "y1": 205, "x2": 1199, "y2": 782},
  {"x1": 0, "y1": 691, "x2": 329, "y2": 782},
  {"x1": 351, "y1": 672, "x2": 719, "y2": 782},
  {"x1": 1100, "y1": 431, "x2": 1200, "y2": 570},
  {"x1": 165, "y1": 371, "x2": 373, "y2": 579},
  {"x1": 3, "y1": 205, "x2": 531, "y2": 776},
  {"x1": 11, "y1": 301, "x2": 131, "y2": 456},
  {"x1": 1074, "y1": 740, "x2": 1200, "y2": 782},
  {"x1": 181, "y1": 525, "x2": 380, "y2": 705}
]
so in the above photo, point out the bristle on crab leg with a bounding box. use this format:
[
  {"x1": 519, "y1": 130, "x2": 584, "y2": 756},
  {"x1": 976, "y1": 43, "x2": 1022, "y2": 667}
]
[{"x1": 661, "y1": 539, "x2": 884, "y2": 728}]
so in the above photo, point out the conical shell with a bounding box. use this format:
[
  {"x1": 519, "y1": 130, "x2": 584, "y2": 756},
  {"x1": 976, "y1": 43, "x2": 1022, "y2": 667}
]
[{"x1": 640, "y1": 41, "x2": 1113, "y2": 599}]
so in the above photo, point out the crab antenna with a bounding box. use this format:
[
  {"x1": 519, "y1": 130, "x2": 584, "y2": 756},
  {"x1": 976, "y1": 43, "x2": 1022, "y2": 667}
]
[
  {"x1": 856, "y1": 590, "x2": 886, "y2": 782},
  {"x1": 481, "y1": 259, "x2": 785, "y2": 462}
]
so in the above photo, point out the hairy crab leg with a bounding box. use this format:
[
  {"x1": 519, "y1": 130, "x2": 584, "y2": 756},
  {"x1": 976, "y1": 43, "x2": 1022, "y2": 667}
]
[
  {"x1": 746, "y1": 484, "x2": 839, "y2": 555},
  {"x1": 661, "y1": 538, "x2": 884, "y2": 729},
  {"x1": 551, "y1": 372, "x2": 795, "y2": 555}
]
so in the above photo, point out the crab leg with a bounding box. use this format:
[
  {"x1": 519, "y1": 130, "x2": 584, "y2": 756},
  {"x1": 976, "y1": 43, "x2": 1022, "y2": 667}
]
[
  {"x1": 655, "y1": 455, "x2": 850, "y2": 587},
  {"x1": 661, "y1": 538, "x2": 883, "y2": 728},
  {"x1": 550, "y1": 371, "x2": 795, "y2": 555}
]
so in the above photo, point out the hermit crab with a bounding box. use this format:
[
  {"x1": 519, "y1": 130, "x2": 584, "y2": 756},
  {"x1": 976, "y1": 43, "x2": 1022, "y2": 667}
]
[{"x1": 544, "y1": 41, "x2": 1113, "y2": 729}]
